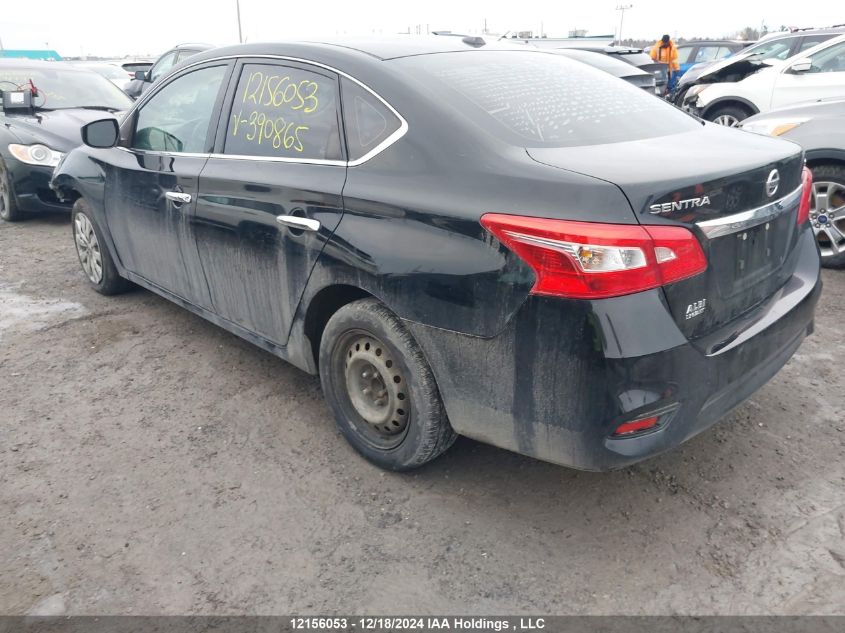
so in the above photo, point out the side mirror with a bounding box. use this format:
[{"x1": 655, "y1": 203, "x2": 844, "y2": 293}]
[
  {"x1": 790, "y1": 58, "x2": 813, "y2": 73},
  {"x1": 82, "y1": 118, "x2": 120, "y2": 148},
  {"x1": 134, "y1": 70, "x2": 148, "y2": 81}
]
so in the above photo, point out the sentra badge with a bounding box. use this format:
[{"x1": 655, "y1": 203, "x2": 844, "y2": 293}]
[{"x1": 650, "y1": 196, "x2": 711, "y2": 214}]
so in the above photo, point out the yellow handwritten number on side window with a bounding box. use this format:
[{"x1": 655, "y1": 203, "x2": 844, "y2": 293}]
[
  {"x1": 231, "y1": 108, "x2": 308, "y2": 152},
  {"x1": 241, "y1": 71, "x2": 319, "y2": 114}
]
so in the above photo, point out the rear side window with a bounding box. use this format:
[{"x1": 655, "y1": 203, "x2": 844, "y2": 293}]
[
  {"x1": 341, "y1": 77, "x2": 402, "y2": 161},
  {"x1": 694, "y1": 46, "x2": 728, "y2": 63},
  {"x1": 396, "y1": 51, "x2": 698, "y2": 148},
  {"x1": 176, "y1": 49, "x2": 201, "y2": 64},
  {"x1": 798, "y1": 34, "x2": 835, "y2": 53},
  {"x1": 222, "y1": 63, "x2": 342, "y2": 160},
  {"x1": 149, "y1": 51, "x2": 177, "y2": 82},
  {"x1": 746, "y1": 37, "x2": 796, "y2": 60},
  {"x1": 133, "y1": 65, "x2": 227, "y2": 153}
]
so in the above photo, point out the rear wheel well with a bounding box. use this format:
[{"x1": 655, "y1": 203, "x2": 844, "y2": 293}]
[{"x1": 304, "y1": 285, "x2": 373, "y2": 369}]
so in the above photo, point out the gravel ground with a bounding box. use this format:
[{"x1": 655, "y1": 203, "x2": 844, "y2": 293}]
[{"x1": 1, "y1": 214, "x2": 844, "y2": 616}]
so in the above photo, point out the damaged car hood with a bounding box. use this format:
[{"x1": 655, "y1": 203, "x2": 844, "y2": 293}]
[{"x1": 688, "y1": 53, "x2": 779, "y2": 85}]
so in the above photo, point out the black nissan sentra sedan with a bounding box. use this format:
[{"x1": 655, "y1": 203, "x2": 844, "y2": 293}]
[
  {"x1": 51, "y1": 37, "x2": 820, "y2": 471},
  {"x1": 0, "y1": 60, "x2": 132, "y2": 221}
]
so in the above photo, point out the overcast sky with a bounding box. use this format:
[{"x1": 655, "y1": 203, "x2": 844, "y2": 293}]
[{"x1": 0, "y1": 0, "x2": 837, "y2": 57}]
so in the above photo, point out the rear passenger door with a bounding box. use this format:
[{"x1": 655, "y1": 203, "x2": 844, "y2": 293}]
[{"x1": 192, "y1": 59, "x2": 346, "y2": 346}]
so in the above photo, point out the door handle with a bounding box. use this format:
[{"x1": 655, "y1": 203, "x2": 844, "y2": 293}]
[
  {"x1": 165, "y1": 191, "x2": 192, "y2": 204},
  {"x1": 276, "y1": 215, "x2": 320, "y2": 232}
]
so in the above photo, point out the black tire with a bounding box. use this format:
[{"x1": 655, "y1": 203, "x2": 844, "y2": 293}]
[
  {"x1": 810, "y1": 163, "x2": 845, "y2": 269},
  {"x1": 319, "y1": 298, "x2": 457, "y2": 471},
  {"x1": 706, "y1": 104, "x2": 752, "y2": 127},
  {"x1": 0, "y1": 157, "x2": 25, "y2": 222},
  {"x1": 71, "y1": 198, "x2": 132, "y2": 295}
]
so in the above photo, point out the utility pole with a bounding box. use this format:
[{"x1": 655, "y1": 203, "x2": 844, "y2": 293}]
[
  {"x1": 616, "y1": 4, "x2": 632, "y2": 44},
  {"x1": 236, "y1": 0, "x2": 243, "y2": 44}
]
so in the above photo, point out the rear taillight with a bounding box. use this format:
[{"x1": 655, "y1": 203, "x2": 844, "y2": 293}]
[
  {"x1": 797, "y1": 166, "x2": 813, "y2": 225},
  {"x1": 480, "y1": 214, "x2": 707, "y2": 299}
]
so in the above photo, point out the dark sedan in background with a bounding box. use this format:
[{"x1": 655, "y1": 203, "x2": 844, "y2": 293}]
[
  {"x1": 0, "y1": 60, "x2": 132, "y2": 221},
  {"x1": 52, "y1": 38, "x2": 818, "y2": 472},
  {"x1": 568, "y1": 45, "x2": 670, "y2": 94},
  {"x1": 741, "y1": 97, "x2": 845, "y2": 267},
  {"x1": 553, "y1": 48, "x2": 658, "y2": 92}
]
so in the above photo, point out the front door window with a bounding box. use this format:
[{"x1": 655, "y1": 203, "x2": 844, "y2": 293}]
[{"x1": 133, "y1": 65, "x2": 227, "y2": 153}]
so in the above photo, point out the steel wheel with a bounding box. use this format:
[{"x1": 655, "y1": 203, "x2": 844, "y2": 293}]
[
  {"x1": 811, "y1": 180, "x2": 845, "y2": 258},
  {"x1": 713, "y1": 114, "x2": 741, "y2": 127},
  {"x1": 338, "y1": 330, "x2": 410, "y2": 449},
  {"x1": 74, "y1": 211, "x2": 103, "y2": 284}
]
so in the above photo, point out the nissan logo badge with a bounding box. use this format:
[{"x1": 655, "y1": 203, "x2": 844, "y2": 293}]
[{"x1": 765, "y1": 169, "x2": 780, "y2": 198}]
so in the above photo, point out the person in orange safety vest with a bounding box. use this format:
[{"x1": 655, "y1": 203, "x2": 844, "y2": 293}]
[{"x1": 650, "y1": 34, "x2": 680, "y2": 94}]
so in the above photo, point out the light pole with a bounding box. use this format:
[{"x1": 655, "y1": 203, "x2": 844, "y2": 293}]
[
  {"x1": 236, "y1": 0, "x2": 243, "y2": 44},
  {"x1": 616, "y1": 4, "x2": 632, "y2": 44}
]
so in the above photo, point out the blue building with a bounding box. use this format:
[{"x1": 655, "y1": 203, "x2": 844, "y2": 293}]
[{"x1": 0, "y1": 50, "x2": 63, "y2": 61}]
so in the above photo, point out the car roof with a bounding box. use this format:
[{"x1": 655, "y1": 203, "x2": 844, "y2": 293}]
[
  {"x1": 188, "y1": 36, "x2": 525, "y2": 65},
  {"x1": 758, "y1": 26, "x2": 845, "y2": 41},
  {"x1": 568, "y1": 44, "x2": 644, "y2": 54},
  {"x1": 552, "y1": 48, "x2": 648, "y2": 76},
  {"x1": 172, "y1": 43, "x2": 215, "y2": 51},
  {"x1": 677, "y1": 40, "x2": 748, "y2": 46}
]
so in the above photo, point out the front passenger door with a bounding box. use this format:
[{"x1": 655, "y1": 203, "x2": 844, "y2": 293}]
[
  {"x1": 105, "y1": 62, "x2": 231, "y2": 308},
  {"x1": 772, "y1": 41, "x2": 845, "y2": 109}
]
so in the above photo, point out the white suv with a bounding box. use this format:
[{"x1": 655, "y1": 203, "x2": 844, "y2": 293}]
[{"x1": 685, "y1": 34, "x2": 845, "y2": 126}]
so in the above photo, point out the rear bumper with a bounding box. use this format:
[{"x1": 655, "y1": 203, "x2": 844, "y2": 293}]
[
  {"x1": 6, "y1": 159, "x2": 72, "y2": 214},
  {"x1": 408, "y1": 227, "x2": 821, "y2": 471}
]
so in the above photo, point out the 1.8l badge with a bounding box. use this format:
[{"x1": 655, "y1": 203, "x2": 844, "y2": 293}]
[{"x1": 686, "y1": 299, "x2": 707, "y2": 319}]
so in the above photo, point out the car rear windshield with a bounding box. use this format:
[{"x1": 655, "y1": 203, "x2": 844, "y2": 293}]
[
  {"x1": 395, "y1": 50, "x2": 699, "y2": 148},
  {"x1": 0, "y1": 66, "x2": 132, "y2": 111}
]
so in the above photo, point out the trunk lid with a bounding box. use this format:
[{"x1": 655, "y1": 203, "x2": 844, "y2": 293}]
[{"x1": 527, "y1": 125, "x2": 806, "y2": 341}]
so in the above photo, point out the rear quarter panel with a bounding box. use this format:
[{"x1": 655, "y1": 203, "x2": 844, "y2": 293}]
[{"x1": 302, "y1": 85, "x2": 638, "y2": 339}]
